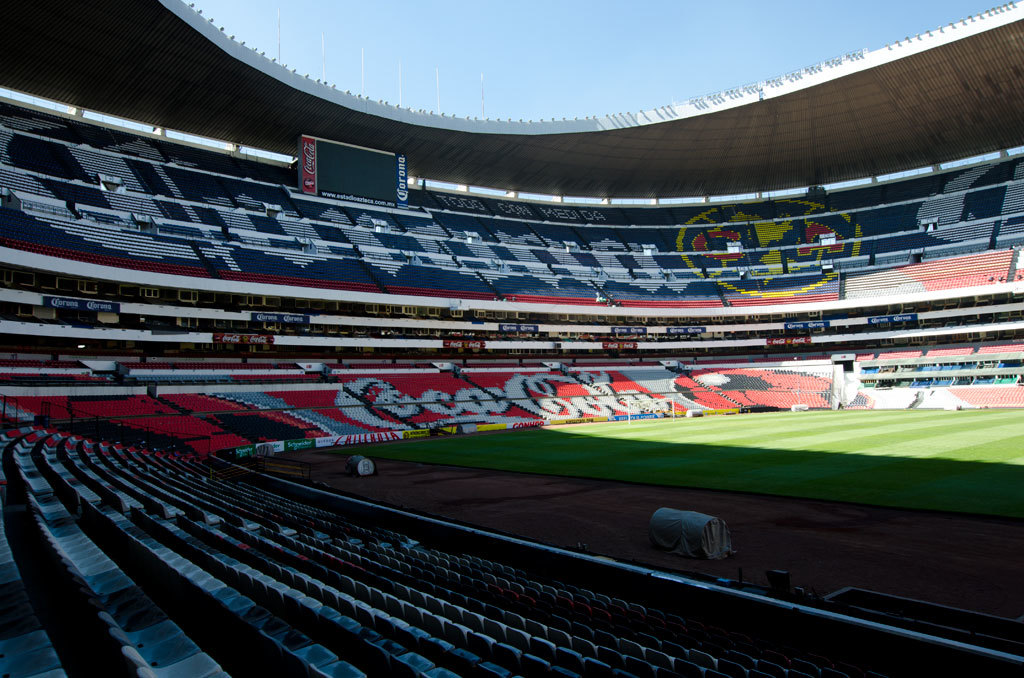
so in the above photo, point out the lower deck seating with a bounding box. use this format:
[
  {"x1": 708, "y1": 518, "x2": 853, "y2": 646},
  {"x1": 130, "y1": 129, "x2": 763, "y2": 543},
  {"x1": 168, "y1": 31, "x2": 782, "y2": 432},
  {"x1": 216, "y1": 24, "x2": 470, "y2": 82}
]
[
  {"x1": 948, "y1": 385, "x2": 1024, "y2": 408},
  {"x1": 676, "y1": 368, "x2": 834, "y2": 410},
  {"x1": 0, "y1": 425, "x2": 912, "y2": 678},
  {"x1": 11, "y1": 394, "x2": 179, "y2": 420},
  {"x1": 5, "y1": 358, "x2": 1023, "y2": 453},
  {"x1": 209, "y1": 410, "x2": 330, "y2": 443}
]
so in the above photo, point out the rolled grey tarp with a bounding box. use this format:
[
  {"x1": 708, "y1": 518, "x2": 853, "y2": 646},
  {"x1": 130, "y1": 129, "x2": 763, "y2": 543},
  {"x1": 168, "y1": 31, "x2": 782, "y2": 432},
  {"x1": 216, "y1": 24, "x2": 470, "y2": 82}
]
[{"x1": 649, "y1": 508, "x2": 733, "y2": 559}]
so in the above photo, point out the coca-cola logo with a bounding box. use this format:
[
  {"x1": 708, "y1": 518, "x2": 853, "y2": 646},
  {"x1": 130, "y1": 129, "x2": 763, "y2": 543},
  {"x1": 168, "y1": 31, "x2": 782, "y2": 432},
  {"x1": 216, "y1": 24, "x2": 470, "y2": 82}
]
[
  {"x1": 213, "y1": 333, "x2": 274, "y2": 344},
  {"x1": 443, "y1": 340, "x2": 484, "y2": 349},
  {"x1": 602, "y1": 342, "x2": 638, "y2": 350},
  {"x1": 302, "y1": 139, "x2": 316, "y2": 174}
]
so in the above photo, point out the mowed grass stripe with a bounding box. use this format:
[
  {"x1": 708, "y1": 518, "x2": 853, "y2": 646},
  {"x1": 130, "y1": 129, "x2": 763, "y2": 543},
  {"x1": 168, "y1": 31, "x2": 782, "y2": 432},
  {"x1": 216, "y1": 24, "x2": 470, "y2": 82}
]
[
  {"x1": 350, "y1": 410, "x2": 1024, "y2": 518},
  {"x1": 612, "y1": 410, "x2": 1019, "y2": 458},
  {"x1": 586, "y1": 410, "x2": 951, "y2": 450}
]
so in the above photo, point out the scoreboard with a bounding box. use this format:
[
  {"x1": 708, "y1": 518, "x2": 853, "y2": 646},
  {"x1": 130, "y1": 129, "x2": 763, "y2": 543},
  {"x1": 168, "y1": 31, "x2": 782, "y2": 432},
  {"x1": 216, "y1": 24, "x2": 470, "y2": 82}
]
[{"x1": 299, "y1": 135, "x2": 408, "y2": 208}]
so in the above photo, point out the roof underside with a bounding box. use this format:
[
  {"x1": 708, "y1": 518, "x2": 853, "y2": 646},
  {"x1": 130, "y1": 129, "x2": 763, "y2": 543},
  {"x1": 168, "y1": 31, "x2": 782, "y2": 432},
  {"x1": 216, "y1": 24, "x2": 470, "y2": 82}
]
[{"x1": 3, "y1": 0, "x2": 1024, "y2": 198}]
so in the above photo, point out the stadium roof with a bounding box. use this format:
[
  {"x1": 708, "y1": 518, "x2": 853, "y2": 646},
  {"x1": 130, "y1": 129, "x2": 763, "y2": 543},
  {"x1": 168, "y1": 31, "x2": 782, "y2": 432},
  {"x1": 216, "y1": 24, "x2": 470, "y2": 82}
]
[{"x1": 3, "y1": 0, "x2": 1024, "y2": 199}]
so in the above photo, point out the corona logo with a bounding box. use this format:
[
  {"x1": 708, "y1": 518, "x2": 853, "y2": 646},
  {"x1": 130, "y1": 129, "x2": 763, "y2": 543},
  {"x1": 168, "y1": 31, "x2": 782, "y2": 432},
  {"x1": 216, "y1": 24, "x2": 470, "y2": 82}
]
[{"x1": 396, "y1": 154, "x2": 408, "y2": 202}]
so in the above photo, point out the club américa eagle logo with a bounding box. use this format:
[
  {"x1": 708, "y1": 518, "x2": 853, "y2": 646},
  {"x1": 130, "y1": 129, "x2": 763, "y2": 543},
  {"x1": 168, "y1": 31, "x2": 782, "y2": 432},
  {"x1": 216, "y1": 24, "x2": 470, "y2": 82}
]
[{"x1": 674, "y1": 200, "x2": 860, "y2": 272}]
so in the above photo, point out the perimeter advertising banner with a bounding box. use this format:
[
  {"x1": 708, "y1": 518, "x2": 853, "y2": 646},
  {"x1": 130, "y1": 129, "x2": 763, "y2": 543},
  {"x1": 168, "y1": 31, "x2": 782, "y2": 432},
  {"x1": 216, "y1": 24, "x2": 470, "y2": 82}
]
[
  {"x1": 213, "y1": 333, "x2": 275, "y2": 345},
  {"x1": 610, "y1": 413, "x2": 662, "y2": 421},
  {"x1": 314, "y1": 432, "x2": 402, "y2": 447},
  {"x1": 868, "y1": 313, "x2": 918, "y2": 325},
  {"x1": 498, "y1": 324, "x2": 539, "y2": 333},
  {"x1": 444, "y1": 340, "x2": 485, "y2": 349},
  {"x1": 511, "y1": 421, "x2": 544, "y2": 429},
  {"x1": 666, "y1": 326, "x2": 706, "y2": 335},
  {"x1": 251, "y1": 312, "x2": 309, "y2": 325},
  {"x1": 783, "y1": 321, "x2": 830, "y2": 330},
  {"x1": 234, "y1": 441, "x2": 285, "y2": 457},
  {"x1": 602, "y1": 341, "x2": 638, "y2": 350},
  {"x1": 766, "y1": 337, "x2": 812, "y2": 345},
  {"x1": 237, "y1": 433, "x2": 402, "y2": 456},
  {"x1": 43, "y1": 296, "x2": 120, "y2": 313},
  {"x1": 548, "y1": 416, "x2": 609, "y2": 426}
]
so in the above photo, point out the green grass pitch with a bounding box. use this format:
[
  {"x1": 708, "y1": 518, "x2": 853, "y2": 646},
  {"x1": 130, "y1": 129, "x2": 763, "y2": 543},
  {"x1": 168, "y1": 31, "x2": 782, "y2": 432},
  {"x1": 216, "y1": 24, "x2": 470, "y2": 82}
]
[{"x1": 344, "y1": 409, "x2": 1024, "y2": 518}]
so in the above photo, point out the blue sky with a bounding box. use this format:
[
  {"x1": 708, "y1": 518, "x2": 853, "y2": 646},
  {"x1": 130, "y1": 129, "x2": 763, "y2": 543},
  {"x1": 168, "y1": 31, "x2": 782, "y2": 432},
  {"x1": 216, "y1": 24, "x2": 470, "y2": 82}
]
[{"x1": 192, "y1": 1, "x2": 988, "y2": 122}]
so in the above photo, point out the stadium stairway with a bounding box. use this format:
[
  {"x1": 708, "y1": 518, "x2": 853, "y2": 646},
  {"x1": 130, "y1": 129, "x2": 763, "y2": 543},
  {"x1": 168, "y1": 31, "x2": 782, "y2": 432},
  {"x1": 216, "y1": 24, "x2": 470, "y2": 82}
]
[
  {"x1": 1007, "y1": 247, "x2": 1022, "y2": 282},
  {"x1": 347, "y1": 245, "x2": 391, "y2": 295},
  {"x1": 190, "y1": 242, "x2": 223, "y2": 279},
  {"x1": 199, "y1": 412, "x2": 262, "y2": 445},
  {"x1": 716, "y1": 283, "x2": 731, "y2": 307},
  {"x1": 155, "y1": 395, "x2": 195, "y2": 416},
  {"x1": 472, "y1": 271, "x2": 503, "y2": 300}
]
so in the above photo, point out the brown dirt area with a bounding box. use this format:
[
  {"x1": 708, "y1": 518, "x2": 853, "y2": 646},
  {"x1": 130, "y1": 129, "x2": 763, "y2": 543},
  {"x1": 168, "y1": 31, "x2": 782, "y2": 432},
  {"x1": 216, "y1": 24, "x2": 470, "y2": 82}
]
[{"x1": 288, "y1": 450, "x2": 1024, "y2": 620}]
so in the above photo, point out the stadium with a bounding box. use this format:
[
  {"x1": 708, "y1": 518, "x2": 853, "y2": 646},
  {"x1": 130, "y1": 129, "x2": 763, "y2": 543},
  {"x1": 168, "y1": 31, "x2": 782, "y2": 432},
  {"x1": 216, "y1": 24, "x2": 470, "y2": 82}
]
[{"x1": 1, "y1": 0, "x2": 1024, "y2": 676}]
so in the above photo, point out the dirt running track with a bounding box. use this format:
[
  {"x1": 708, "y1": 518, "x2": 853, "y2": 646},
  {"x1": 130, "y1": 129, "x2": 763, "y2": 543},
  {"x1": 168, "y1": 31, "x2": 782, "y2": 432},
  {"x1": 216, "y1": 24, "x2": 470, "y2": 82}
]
[{"x1": 288, "y1": 451, "x2": 1024, "y2": 620}]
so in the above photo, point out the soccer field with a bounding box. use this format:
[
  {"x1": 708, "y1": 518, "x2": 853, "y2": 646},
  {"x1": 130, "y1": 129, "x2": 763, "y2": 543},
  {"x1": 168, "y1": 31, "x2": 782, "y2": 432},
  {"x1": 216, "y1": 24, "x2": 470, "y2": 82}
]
[{"x1": 344, "y1": 409, "x2": 1024, "y2": 518}]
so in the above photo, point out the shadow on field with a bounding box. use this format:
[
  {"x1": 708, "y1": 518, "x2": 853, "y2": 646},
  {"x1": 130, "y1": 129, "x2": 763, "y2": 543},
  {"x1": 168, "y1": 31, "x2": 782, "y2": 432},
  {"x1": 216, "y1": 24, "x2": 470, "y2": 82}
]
[{"x1": 358, "y1": 425, "x2": 1024, "y2": 519}]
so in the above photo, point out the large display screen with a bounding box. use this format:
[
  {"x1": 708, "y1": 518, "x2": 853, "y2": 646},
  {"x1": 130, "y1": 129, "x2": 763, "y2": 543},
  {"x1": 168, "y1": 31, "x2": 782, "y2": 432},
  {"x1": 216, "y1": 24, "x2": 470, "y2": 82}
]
[{"x1": 299, "y1": 135, "x2": 407, "y2": 208}]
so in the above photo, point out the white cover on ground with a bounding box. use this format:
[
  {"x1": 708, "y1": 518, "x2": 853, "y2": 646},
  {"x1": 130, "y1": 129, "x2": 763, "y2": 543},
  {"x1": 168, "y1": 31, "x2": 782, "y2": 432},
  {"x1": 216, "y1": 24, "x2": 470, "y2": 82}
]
[
  {"x1": 649, "y1": 508, "x2": 732, "y2": 560},
  {"x1": 859, "y1": 388, "x2": 919, "y2": 409},
  {"x1": 854, "y1": 387, "x2": 980, "y2": 409},
  {"x1": 913, "y1": 389, "x2": 972, "y2": 409}
]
